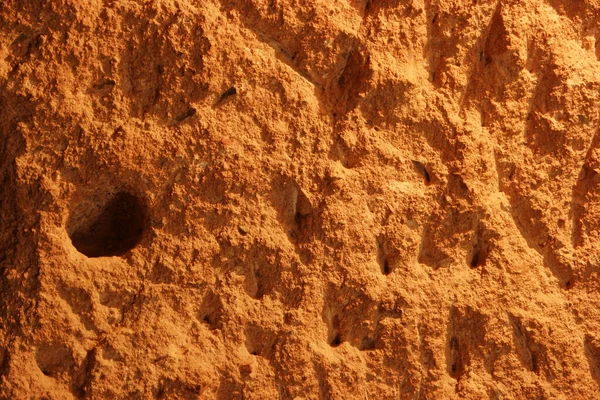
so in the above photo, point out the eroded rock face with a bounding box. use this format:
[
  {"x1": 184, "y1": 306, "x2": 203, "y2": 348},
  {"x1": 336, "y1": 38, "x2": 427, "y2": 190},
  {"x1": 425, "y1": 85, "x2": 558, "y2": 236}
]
[{"x1": 1, "y1": 0, "x2": 600, "y2": 398}]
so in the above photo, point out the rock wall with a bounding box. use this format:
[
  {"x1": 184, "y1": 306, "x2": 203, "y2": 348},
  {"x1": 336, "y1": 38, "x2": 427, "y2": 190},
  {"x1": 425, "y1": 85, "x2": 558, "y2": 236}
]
[{"x1": 2, "y1": 0, "x2": 600, "y2": 398}]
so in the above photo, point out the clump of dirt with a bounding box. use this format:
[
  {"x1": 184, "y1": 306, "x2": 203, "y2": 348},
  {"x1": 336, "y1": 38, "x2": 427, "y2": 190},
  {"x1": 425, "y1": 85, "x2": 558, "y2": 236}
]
[{"x1": 2, "y1": 0, "x2": 600, "y2": 398}]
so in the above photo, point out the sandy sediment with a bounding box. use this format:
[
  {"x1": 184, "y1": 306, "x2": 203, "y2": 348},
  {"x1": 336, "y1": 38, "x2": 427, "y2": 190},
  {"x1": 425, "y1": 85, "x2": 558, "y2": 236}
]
[{"x1": 2, "y1": 0, "x2": 600, "y2": 398}]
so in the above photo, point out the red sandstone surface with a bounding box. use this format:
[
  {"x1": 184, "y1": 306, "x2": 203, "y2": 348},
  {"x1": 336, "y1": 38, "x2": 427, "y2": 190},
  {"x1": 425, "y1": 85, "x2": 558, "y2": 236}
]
[{"x1": 3, "y1": 0, "x2": 600, "y2": 398}]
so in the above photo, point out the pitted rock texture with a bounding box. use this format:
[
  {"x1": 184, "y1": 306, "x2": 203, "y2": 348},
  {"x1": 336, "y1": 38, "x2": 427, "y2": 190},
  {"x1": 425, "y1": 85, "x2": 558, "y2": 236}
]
[{"x1": 2, "y1": 0, "x2": 600, "y2": 399}]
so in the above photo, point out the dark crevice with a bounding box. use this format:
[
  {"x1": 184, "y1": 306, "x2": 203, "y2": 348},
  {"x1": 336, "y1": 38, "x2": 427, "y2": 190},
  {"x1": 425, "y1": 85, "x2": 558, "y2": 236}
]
[
  {"x1": 377, "y1": 236, "x2": 393, "y2": 275},
  {"x1": 412, "y1": 160, "x2": 431, "y2": 184},
  {"x1": 382, "y1": 259, "x2": 391, "y2": 275},
  {"x1": 329, "y1": 333, "x2": 342, "y2": 347},
  {"x1": 469, "y1": 248, "x2": 481, "y2": 268}
]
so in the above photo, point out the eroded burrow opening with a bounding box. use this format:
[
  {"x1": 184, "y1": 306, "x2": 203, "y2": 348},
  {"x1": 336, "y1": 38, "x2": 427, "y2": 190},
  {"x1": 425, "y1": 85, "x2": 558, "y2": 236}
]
[{"x1": 67, "y1": 191, "x2": 147, "y2": 258}]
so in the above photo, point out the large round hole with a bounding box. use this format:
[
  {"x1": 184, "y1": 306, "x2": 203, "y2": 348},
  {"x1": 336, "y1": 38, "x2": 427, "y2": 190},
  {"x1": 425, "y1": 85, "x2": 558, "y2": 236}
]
[{"x1": 68, "y1": 191, "x2": 147, "y2": 258}]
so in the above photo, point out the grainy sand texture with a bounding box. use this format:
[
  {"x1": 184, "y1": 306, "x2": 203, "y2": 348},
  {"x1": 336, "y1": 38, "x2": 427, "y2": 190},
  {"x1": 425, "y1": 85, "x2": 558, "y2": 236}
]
[{"x1": 2, "y1": 0, "x2": 600, "y2": 398}]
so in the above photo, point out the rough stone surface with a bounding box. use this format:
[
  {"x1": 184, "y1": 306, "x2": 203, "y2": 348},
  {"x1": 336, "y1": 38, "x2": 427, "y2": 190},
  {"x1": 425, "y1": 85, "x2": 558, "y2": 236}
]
[{"x1": 2, "y1": 0, "x2": 600, "y2": 398}]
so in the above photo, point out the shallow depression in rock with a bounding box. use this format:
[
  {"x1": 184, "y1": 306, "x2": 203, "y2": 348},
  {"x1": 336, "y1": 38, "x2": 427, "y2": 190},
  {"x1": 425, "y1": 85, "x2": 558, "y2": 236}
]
[{"x1": 67, "y1": 191, "x2": 147, "y2": 258}]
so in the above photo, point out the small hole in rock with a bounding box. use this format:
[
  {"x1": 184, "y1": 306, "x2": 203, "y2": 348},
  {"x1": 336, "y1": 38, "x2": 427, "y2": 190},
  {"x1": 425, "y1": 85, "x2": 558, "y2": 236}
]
[
  {"x1": 68, "y1": 191, "x2": 147, "y2": 258},
  {"x1": 330, "y1": 333, "x2": 342, "y2": 347},
  {"x1": 382, "y1": 259, "x2": 391, "y2": 275},
  {"x1": 411, "y1": 160, "x2": 431, "y2": 184},
  {"x1": 565, "y1": 279, "x2": 573, "y2": 289},
  {"x1": 469, "y1": 250, "x2": 480, "y2": 268}
]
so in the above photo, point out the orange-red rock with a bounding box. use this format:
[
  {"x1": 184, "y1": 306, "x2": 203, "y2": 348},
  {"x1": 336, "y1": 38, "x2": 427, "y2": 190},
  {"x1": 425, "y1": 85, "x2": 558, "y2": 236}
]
[{"x1": 2, "y1": 0, "x2": 600, "y2": 398}]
